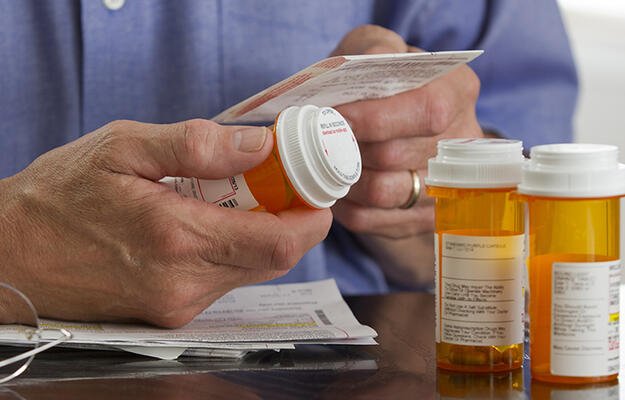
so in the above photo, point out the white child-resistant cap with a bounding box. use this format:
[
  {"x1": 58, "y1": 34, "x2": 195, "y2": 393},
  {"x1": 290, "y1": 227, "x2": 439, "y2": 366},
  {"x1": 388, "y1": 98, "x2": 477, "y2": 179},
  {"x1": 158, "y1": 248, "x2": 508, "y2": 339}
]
[
  {"x1": 518, "y1": 143, "x2": 625, "y2": 198},
  {"x1": 425, "y1": 138, "x2": 524, "y2": 188},
  {"x1": 275, "y1": 105, "x2": 362, "y2": 208}
]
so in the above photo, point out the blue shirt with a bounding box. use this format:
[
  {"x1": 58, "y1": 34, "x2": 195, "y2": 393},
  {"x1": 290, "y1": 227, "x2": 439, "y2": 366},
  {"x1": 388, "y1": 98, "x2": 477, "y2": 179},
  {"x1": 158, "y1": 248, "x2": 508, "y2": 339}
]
[{"x1": 0, "y1": 0, "x2": 577, "y2": 294}]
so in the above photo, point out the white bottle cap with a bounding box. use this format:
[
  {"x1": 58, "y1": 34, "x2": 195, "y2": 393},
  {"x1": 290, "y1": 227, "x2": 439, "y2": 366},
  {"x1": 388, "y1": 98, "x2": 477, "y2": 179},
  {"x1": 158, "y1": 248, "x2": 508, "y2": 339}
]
[
  {"x1": 425, "y1": 138, "x2": 524, "y2": 188},
  {"x1": 518, "y1": 143, "x2": 625, "y2": 198},
  {"x1": 275, "y1": 105, "x2": 362, "y2": 208}
]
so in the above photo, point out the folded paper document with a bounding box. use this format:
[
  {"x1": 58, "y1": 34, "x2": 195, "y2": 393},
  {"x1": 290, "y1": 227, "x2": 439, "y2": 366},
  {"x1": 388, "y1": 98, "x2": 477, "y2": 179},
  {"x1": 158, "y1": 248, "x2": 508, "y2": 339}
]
[
  {"x1": 0, "y1": 280, "x2": 377, "y2": 360},
  {"x1": 213, "y1": 50, "x2": 482, "y2": 124}
]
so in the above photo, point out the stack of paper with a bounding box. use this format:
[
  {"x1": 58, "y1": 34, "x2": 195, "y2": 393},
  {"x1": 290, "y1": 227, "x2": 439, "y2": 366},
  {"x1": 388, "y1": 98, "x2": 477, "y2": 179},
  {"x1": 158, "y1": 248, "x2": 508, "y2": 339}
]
[{"x1": 0, "y1": 280, "x2": 377, "y2": 360}]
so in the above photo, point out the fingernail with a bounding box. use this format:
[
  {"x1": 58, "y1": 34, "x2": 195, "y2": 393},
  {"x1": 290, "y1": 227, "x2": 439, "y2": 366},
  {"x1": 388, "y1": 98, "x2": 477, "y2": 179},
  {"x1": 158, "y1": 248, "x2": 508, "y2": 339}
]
[{"x1": 233, "y1": 127, "x2": 268, "y2": 152}]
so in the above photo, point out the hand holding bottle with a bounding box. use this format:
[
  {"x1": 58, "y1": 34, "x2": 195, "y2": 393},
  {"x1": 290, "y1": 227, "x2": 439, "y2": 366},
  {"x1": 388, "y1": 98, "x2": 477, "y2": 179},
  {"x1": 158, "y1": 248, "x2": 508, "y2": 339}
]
[{"x1": 0, "y1": 119, "x2": 332, "y2": 327}]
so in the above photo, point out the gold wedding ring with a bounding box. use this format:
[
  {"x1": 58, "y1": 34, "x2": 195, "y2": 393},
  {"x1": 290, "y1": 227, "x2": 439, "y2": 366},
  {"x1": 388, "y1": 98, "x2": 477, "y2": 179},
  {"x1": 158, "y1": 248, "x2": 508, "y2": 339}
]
[{"x1": 399, "y1": 170, "x2": 421, "y2": 209}]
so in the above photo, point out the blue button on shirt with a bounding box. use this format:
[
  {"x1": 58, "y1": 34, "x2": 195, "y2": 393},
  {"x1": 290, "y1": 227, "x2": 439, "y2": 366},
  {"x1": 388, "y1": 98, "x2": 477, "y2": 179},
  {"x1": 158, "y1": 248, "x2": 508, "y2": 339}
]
[{"x1": 0, "y1": 0, "x2": 577, "y2": 294}]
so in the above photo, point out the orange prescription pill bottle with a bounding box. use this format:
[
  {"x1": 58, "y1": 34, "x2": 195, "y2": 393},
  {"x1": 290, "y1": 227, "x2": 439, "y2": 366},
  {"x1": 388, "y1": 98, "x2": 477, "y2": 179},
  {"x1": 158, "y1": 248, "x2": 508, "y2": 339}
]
[
  {"x1": 518, "y1": 144, "x2": 625, "y2": 384},
  {"x1": 425, "y1": 138, "x2": 526, "y2": 372},
  {"x1": 161, "y1": 105, "x2": 361, "y2": 213}
]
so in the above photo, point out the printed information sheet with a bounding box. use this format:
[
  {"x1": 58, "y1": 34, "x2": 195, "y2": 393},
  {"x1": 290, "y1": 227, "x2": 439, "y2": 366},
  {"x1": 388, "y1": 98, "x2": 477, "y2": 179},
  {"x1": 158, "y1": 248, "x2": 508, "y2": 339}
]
[
  {"x1": 213, "y1": 50, "x2": 482, "y2": 124},
  {"x1": 0, "y1": 280, "x2": 377, "y2": 360}
]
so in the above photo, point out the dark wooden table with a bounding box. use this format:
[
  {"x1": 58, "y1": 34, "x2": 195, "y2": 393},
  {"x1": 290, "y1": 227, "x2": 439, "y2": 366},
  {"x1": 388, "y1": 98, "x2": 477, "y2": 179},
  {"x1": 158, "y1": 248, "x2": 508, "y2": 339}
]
[{"x1": 0, "y1": 292, "x2": 621, "y2": 399}]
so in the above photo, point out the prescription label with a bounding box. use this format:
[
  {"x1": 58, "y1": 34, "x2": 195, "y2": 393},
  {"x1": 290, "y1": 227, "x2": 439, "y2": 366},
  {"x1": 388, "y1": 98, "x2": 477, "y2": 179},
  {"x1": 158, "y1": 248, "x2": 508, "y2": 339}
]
[
  {"x1": 550, "y1": 260, "x2": 620, "y2": 377},
  {"x1": 437, "y1": 233, "x2": 524, "y2": 346},
  {"x1": 162, "y1": 176, "x2": 260, "y2": 210}
]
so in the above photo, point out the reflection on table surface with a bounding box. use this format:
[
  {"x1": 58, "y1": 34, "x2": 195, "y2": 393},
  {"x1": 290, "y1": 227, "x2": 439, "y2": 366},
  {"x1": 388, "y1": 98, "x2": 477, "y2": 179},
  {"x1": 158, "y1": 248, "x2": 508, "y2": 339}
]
[
  {"x1": 1, "y1": 289, "x2": 624, "y2": 399},
  {"x1": 436, "y1": 360, "x2": 619, "y2": 400}
]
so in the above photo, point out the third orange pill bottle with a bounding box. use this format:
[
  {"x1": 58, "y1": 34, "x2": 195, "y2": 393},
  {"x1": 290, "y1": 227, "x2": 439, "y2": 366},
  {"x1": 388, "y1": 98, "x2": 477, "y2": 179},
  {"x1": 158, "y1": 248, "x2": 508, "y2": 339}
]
[{"x1": 519, "y1": 143, "x2": 625, "y2": 384}]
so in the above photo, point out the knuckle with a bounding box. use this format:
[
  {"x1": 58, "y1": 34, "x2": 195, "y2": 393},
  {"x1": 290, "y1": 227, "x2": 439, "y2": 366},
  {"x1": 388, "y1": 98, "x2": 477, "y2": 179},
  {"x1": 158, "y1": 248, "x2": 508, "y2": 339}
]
[
  {"x1": 369, "y1": 141, "x2": 402, "y2": 170},
  {"x1": 268, "y1": 230, "x2": 296, "y2": 271},
  {"x1": 146, "y1": 281, "x2": 196, "y2": 323},
  {"x1": 358, "y1": 24, "x2": 405, "y2": 47},
  {"x1": 151, "y1": 220, "x2": 195, "y2": 260},
  {"x1": 363, "y1": 176, "x2": 395, "y2": 208},
  {"x1": 152, "y1": 294, "x2": 184, "y2": 317},
  {"x1": 360, "y1": 108, "x2": 389, "y2": 136},
  {"x1": 387, "y1": 222, "x2": 422, "y2": 239},
  {"x1": 346, "y1": 24, "x2": 386, "y2": 43},
  {"x1": 90, "y1": 120, "x2": 138, "y2": 169},
  {"x1": 200, "y1": 225, "x2": 238, "y2": 264},
  {"x1": 104, "y1": 119, "x2": 133, "y2": 136},
  {"x1": 262, "y1": 268, "x2": 291, "y2": 283},
  {"x1": 318, "y1": 209, "x2": 333, "y2": 234},
  {"x1": 420, "y1": 206, "x2": 436, "y2": 231},
  {"x1": 99, "y1": 120, "x2": 133, "y2": 149},
  {"x1": 425, "y1": 92, "x2": 453, "y2": 135},
  {"x1": 178, "y1": 119, "x2": 220, "y2": 169},
  {"x1": 366, "y1": 44, "x2": 398, "y2": 55},
  {"x1": 463, "y1": 67, "x2": 481, "y2": 101},
  {"x1": 357, "y1": 24, "x2": 385, "y2": 35},
  {"x1": 400, "y1": 207, "x2": 435, "y2": 237},
  {"x1": 337, "y1": 207, "x2": 371, "y2": 234}
]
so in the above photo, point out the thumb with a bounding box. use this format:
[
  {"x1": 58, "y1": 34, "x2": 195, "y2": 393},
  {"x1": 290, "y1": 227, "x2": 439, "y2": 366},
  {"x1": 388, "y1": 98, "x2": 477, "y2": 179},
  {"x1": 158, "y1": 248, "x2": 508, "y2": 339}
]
[
  {"x1": 331, "y1": 24, "x2": 408, "y2": 56},
  {"x1": 96, "y1": 119, "x2": 273, "y2": 180}
]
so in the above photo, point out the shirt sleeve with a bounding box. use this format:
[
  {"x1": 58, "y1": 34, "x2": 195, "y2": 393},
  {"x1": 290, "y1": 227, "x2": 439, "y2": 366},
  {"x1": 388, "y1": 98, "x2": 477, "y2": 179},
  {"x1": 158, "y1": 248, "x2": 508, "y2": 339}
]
[{"x1": 385, "y1": 0, "x2": 579, "y2": 149}]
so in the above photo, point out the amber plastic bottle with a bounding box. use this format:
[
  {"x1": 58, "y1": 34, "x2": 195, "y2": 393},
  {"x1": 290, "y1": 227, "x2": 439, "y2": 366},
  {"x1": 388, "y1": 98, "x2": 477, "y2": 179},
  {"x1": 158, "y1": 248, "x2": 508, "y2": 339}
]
[
  {"x1": 518, "y1": 144, "x2": 625, "y2": 384},
  {"x1": 425, "y1": 138, "x2": 525, "y2": 372},
  {"x1": 161, "y1": 105, "x2": 362, "y2": 213}
]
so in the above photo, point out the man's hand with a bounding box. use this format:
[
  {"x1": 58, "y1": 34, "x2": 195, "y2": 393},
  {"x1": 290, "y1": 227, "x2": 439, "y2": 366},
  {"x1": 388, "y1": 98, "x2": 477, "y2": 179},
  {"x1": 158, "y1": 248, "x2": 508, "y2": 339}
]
[
  {"x1": 0, "y1": 119, "x2": 332, "y2": 327},
  {"x1": 330, "y1": 25, "x2": 484, "y2": 285}
]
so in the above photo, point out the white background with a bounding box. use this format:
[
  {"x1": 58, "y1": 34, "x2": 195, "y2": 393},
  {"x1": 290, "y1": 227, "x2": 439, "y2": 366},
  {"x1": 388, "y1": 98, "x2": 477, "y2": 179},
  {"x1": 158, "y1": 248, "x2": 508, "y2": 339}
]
[
  {"x1": 557, "y1": 0, "x2": 625, "y2": 268},
  {"x1": 558, "y1": 0, "x2": 625, "y2": 154}
]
